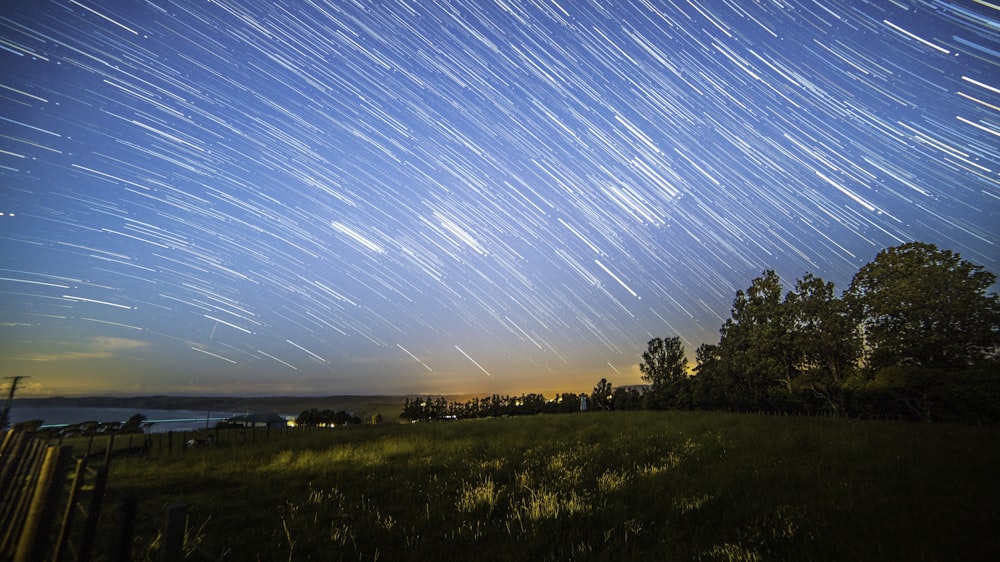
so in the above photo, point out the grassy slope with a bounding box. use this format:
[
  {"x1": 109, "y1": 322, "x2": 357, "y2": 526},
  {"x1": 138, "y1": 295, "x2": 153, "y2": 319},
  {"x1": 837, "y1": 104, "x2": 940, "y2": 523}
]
[{"x1": 109, "y1": 411, "x2": 1000, "y2": 561}]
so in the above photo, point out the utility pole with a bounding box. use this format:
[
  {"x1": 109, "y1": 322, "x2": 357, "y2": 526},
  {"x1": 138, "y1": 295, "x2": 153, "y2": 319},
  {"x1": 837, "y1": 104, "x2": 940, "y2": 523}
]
[{"x1": 1, "y1": 375, "x2": 29, "y2": 430}]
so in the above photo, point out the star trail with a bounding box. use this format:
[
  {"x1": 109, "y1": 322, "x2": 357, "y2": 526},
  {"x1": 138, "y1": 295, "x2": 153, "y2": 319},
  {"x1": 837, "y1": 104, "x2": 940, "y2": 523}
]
[{"x1": 1, "y1": 0, "x2": 997, "y2": 396}]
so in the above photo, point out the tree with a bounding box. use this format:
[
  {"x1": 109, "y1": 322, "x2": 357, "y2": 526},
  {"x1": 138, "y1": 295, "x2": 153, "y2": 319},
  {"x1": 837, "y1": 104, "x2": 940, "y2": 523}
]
[
  {"x1": 591, "y1": 378, "x2": 613, "y2": 410},
  {"x1": 691, "y1": 343, "x2": 728, "y2": 409},
  {"x1": 848, "y1": 242, "x2": 1000, "y2": 369},
  {"x1": 298, "y1": 408, "x2": 321, "y2": 425},
  {"x1": 611, "y1": 386, "x2": 642, "y2": 410},
  {"x1": 639, "y1": 337, "x2": 687, "y2": 407},
  {"x1": 332, "y1": 410, "x2": 360, "y2": 425},
  {"x1": 713, "y1": 270, "x2": 795, "y2": 409},
  {"x1": 787, "y1": 273, "x2": 859, "y2": 382},
  {"x1": 640, "y1": 337, "x2": 686, "y2": 387},
  {"x1": 554, "y1": 392, "x2": 581, "y2": 413},
  {"x1": 784, "y1": 273, "x2": 862, "y2": 414},
  {"x1": 401, "y1": 397, "x2": 439, "y2": 421},
  {"x1": 12, "y1": 419, "x2": 43, "y2": 432},
  {"x1": 123, "y1": 412, "x2": 147, "y2": 433}
]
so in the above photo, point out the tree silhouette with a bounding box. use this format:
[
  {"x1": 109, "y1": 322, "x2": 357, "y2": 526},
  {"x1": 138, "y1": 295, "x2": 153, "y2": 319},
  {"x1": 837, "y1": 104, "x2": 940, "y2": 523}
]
[
  {"x1": 591, "y1": 378, "x2": 613, "y2": 410},
  {"x1": 848, "y1": 242, "x2": 1000, "y2": 370},
  {"x1": 639, "y1": 336, "x2": 687, "y2": 408}
]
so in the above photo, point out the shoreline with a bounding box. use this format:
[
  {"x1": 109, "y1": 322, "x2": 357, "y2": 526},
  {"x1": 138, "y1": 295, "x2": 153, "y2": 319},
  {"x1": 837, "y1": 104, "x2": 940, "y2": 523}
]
[{"x1": 9, "y1": 395, "x2": 421, "y2": 423}]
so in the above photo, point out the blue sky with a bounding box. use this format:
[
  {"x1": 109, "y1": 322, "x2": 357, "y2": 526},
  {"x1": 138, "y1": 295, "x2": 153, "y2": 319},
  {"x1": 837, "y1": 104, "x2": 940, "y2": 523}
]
[{"x1": 1, "y1": 0, "x2": 997, "y2": 396}]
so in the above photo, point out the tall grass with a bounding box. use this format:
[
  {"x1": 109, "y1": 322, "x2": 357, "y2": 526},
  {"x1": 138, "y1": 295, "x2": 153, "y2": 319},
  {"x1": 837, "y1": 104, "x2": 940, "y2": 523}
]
[{"x1": 110, "y1": 411, "x2": 1000, "y2": 561}]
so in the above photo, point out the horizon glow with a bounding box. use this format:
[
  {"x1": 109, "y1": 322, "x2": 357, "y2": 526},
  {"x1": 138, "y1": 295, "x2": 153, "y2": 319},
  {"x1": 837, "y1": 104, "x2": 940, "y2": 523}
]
[{"x1": 1, "y1": 1, "x2": 997, "y2": 397}]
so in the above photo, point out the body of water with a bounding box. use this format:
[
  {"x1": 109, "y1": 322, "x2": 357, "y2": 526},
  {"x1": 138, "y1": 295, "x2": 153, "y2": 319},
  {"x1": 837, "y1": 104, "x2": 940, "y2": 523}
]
[{"x1": 6, "y1": 406, "x2": 245, "y2": 433}]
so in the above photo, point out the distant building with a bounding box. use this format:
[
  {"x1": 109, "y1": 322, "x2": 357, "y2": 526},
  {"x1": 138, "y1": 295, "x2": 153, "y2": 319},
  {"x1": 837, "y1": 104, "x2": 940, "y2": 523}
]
[
  {"x1": 224, "y1": 413, "x2": 287, "y2": 429},
  {"x1": 620, "y1": 384, "x2": 651, "y2": 394}
]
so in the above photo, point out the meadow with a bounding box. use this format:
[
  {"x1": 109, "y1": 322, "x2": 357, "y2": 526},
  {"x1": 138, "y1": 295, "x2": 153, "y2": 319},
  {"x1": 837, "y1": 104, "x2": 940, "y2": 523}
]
[{"x1": 108, "y1": 411, "x2": 999, "y2": 561}]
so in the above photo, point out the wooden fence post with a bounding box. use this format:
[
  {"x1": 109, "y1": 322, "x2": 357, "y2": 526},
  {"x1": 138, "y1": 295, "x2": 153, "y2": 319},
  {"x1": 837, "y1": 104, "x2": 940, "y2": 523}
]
[
  {"x1": 78, "y1": 465, "x2": 109, "y2": 562},
  {"x1": 85, "y1": 434, "x2": 96, "y2": 457},
  {"x1": 13, "y1": 445, "x2": 68, "y2": 562},
  {"x1": 0, "y1": 431, "x2": 29, "y2": 516},
  {"x1": 0, "y1": 429, "x2": 16, "y2": 455},
  {"x1": 52, "y1": 456, "x2": 88, "y2": 561},
  {"x1": 103, "y1": 433, "x2": 116, "y2": 465},
  {"x1": 162, "y1": 503, "x2": 186, "y2": 562},
  {"x1": 0, "y1": 430, "x2": 31, "y2": 506},
  {"x1": 110, "y1": 496, "x2": 137, "y2": 562},
  {"x1": 0, "y1": 437, "x2": 44, "y2": 556}
]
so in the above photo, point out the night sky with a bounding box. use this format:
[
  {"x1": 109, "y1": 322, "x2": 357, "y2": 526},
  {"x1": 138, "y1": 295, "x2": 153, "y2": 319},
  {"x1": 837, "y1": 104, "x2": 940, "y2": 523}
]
[{"x1": 1, "y1": 1, "x2": 997, "y2": 397}]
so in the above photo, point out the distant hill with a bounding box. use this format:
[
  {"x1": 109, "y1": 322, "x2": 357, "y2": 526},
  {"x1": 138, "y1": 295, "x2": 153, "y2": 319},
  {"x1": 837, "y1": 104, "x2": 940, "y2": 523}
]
[
  {"x1": 15, "y1": 395, "x2": 410, "y2": 421},
  {"x1": 13, "y1": 393, "x2": 513, "y2": 422}
]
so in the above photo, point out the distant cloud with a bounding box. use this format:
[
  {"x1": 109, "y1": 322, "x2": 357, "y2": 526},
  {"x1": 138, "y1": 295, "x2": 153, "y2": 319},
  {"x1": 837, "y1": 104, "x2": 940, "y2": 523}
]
[
  {"x1": 91, "y1": 337, "x2": 148, "y2": 351},
  {"x1": 11, "y1": 337, "x2": 149, "y2": 362}
]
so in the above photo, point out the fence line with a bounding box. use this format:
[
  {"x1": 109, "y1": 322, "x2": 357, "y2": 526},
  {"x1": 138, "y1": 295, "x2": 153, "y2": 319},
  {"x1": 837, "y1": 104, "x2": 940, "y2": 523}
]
[
  {"x1": 0, "y1": 428, "x2": 207, "y2": 562},
  {"x1": 2, "y1": 422, "x2": 307, "y2": 561}
]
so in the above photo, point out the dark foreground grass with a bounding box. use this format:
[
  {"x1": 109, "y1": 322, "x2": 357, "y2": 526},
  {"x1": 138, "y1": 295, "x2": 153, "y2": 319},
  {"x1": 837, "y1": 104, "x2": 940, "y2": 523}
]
[{"x1": 109, "y1": 411, "x2": 999, "y2": 561}]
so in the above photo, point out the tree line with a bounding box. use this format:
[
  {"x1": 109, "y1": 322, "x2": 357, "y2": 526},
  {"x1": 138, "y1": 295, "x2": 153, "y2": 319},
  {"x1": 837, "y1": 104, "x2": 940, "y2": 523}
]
[
  {"x1": 404, "y1": 243, "x2": 999, "y2": 423},
  {"x1": 295, "y1": 408, "x2": 363, "y2": 426},
  {"x1": 643, "y1": 242, "x2": 999, "y2": 421},
  {"x1": 401, "y1": 393, "x2": 581, "y2": 421}
]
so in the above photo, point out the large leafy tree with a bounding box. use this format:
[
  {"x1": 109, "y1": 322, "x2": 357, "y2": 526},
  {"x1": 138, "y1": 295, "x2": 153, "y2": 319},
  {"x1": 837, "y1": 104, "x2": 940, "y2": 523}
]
[
  {"x1": 847, "y1": 242, "x2": 1000, "y2": 369},
  {"x1": 786, "y1": 273, "x2": 860, "y2": 382},
  {"x1": 694, "y1": 271, "x2": 861, "y2": 412},
  {"x1": 784, "y1": 273, "x2": 860, "y2": 413},
  {"x1": 716, "y1": 270, "x2": 796, "y2": 406},
  {"x1": 691, "y1": 343, "x2": 730, "y2": 408},
  {"x1": 591, "y1": 378, "x2": 613, "y2": 411},
  {"x1": 639, "y1": 337, "x2": 687, "y2": 402}
]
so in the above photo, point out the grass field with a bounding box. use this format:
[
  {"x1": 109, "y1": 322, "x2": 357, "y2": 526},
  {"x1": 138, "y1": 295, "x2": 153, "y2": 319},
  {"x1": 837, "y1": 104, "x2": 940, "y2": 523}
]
[{"x1": 108, "y1": 411, "x2": 999, "y2": 561}]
